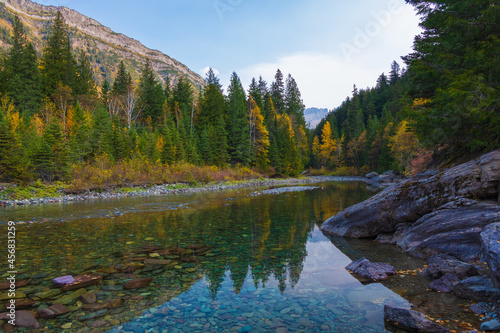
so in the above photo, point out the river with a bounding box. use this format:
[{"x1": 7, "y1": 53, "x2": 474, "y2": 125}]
[{"x1": 0, "y1": 181, "x2": 480, "y2": 332}]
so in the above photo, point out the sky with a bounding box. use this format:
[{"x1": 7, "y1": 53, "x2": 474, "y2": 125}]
[{"x1": 33, "y1": 0, "x2": 422, "y2": 110}]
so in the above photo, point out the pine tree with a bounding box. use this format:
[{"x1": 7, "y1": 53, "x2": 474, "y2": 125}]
[
  {"x1": 68, "y1": 102, "x2": 91, "y2": 163},
  {"x1": 210, "y1": 115, "x2": 229, "y2": 167},
  {"x1": 199, "y1": 68, "x2": 226, "y2": 127},
  {"x1": 404, "y1": 0, "x2": 500, "y2": 152},
  {"x1": 6, "y1": 17, "x2": 42, "y2": 116},
  {"x1": 226, "y1": 72, "x2": 251, "y2": 166},
  {"x1": 0, "y1": 106, "x2": 26, "y2": 181},
  {"x1": 138, "y1": 60, "x2": 165, "y2": 125},
  {"x1": 40, "y1": 11, "x2": 78, "y2": 98},
  {"x1": 270, "y1": 69, "x2": 285, "y2": 114},
  {"x1": 101, "y1": 79, "x2": 111, "y2": 107},
  {"x1": 75, "y1": 49, "x2": 97, "y2": 102},
  {"x1": 284, "y1": 74, "x2": 306, "y2": 128},
  {"x1": 112, "y1": 61, "x2": 131, "y2": 96},
  {"x1": 90, "y1": 105, "x2": 113, "y2": 157}
]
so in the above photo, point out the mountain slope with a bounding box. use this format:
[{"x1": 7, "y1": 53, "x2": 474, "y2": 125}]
[{"x1": 0, "y1": 0, "x2": 205, "y2": 89}]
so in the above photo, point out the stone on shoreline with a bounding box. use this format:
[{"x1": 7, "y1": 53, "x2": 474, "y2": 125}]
[
  {"x1": 451, "y1": 275, "x2": 500, "y2": 302},
  {"x1": 384, "y1": 305, "x2": 450, "y2": 332},
  {"x1": 429, "y1": 273, "x2": 460, "y2": 293},
  {"x1": 425, "y1": 254, "x2": 479, "y2": 280},
  {"x1": 345, "y1": 258, "x2": 396, "y2": 282}
]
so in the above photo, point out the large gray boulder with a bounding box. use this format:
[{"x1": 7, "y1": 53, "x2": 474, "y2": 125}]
[
  {"x1": 451, "y1": 275, "x2": 500, "y2": 302},
  {"x1": 394, "y1": 203, "x2": 500, "y2": 261},
  {"x1": 481, "y1": 223, "x2": 500, "y2": 288},
  {"x1": 321, "y1": 149, "x2": 500, "y2": 239},
  {"x1": 384, "y1": 305, "x2": 450, "y2": 333},
  {"x1": 424, "y1": 254, "x2": 478, "y2": 279}
]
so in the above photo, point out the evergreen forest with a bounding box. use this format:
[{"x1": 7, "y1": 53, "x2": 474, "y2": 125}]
[{"x1": 0, "y1": 0, "x2": 499, "y2": 191}]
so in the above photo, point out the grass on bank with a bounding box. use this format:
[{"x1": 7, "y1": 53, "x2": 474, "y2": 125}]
[{"x1": 0, "y1": 156, "x2": 265, "y2": 201}]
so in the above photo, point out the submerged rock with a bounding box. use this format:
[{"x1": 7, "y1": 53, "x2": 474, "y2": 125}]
[
  {"x1": 38, "y1": 304, "x2": 70, "y2": 318},
  {"x1": 0, "y1": 310, "x2": 39, "y2": 329},
  {"x1": 384, "y1": 305, "x2": 450, "y2": 333},
  {"x1": 61, "y1": 275, "x2": 102, "y2": 291},
  {"x1": 345, "y1": 258, "x2": 396, "y2": 282},
  {"x1": 124, "y1": 278, "x2": 152, "y2": 289}
]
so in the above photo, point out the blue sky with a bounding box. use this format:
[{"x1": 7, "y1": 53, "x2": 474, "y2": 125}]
[{"x1": 34, "y1": 0, "x2": 422, "y2": 110}]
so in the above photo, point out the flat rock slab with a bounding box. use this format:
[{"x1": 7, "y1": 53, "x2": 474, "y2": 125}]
[
  {"x1": 425, "y1": 254, "x2": 478, "y2": 279},
  {"x1": 0, "y1": 280, "x2": 30, "y2": 290},
  {"x1": 38, "y1": 304, "x2": 70, "y2": 319},
  {"x1": 384, "y1": 305, "x2": 450, "y2": 333},
  {"x1": 395, "y1": 203, "x2": 500, "y2": 261},
  {"x1": 143, "y1": 259, "x2": 171, "y2": 265},
  {"x1": 346, "y1": 258, "x2": 395, "y2": 282},
  {"x1": 62, "y1": 275, "x2": 102, "y2": 291},
  {"x1": 124, "y1": 278, "x2": 152, "y2": 289},
  {"x1": 452, "y1": 275, "x2": 500, "y2": 302},
  {"x1": 53, "y1": 288, "x2": 87, "y2": 305},
  {"x1": 4, "y1": 299, "x2": 36, "y2": 309},
  {"x1": 82, "y1": 298, "x2": 123, "y2": 311}
]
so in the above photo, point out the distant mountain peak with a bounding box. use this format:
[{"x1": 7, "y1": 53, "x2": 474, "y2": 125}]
[
  {"x1": 0, "y1": 0, "x2": 205, "y2": 89},
  {"x1": 305, "y1": 107, "x2": 329, "y2": 130}
]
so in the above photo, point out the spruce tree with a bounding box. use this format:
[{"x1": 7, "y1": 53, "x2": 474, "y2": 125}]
[
  {"x1": 284, "y1": 74, "x2": 306, "y2": 128},
  {"x1": 199, "y1": 68, "x2": 226, "y2": 127},
  {"x1": 75, "y1": 49, "x2": 97, "y2": 99},
  {"x1": 6, "y1": 17, "x2": 42, "y2": 116},
  {"x1": 270, "y1": 69, "x2": 285, "y2": 114},
  {"x1": 112, "y1": 61, "x2": 131, "y2": 96},
  {"x1": 138, "y1": 60, "x2": 165, "y2": 125},
  {"x1": 226, "y1": 72, "x2": 251, "y2": 166},
  {"x1": 40, "y1": 11, "x2": 78, "y2": 98}
]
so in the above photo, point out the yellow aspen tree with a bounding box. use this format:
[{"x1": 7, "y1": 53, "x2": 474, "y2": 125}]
[
  {"x1": 319, "y1": 121, "x2": 338, "y2": 167},
  {"x1": 249, "y1": 99, "x2": 270, "y2": 170},
  {"x1": 389, "y1": 120, "x2": 419, "y2": 174}
]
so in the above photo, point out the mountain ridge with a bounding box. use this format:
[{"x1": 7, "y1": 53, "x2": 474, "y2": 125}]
[{"x1": 0, "y1": 0, "x2": 205, "y2": 89}]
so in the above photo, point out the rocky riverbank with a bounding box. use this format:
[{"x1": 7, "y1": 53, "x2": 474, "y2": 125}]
[
  {"x1": 321, "y1": 149, "x2": 500, "y2": 332},
  {"x1": 0, "y1": 176, "x2": 367, "y2": 207}
]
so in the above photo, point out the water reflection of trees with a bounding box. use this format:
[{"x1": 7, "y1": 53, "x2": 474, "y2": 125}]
[{"x1": 1, "y1": 182, "x2": 373, "y2": 298}]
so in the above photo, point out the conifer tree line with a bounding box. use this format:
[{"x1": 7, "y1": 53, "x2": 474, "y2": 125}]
[
  {"x1": 312, "y1": 0, "x2": 499, "y2": 174},
  {"x1": 0, "y1": 12, "x2": 308, "y2": 182},
  {"x1": 310, "y1": 64, "x2": 421, "y2": 174}
]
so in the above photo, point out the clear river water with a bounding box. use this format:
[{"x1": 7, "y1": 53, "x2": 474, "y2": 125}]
[{"x1": 0, "y1": 181, "x2": 481, "y2": 332}]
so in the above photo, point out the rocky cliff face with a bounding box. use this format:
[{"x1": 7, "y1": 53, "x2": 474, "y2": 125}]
[{"x1": 0, "y1": 0, "x2": 205, "y2": 89}]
